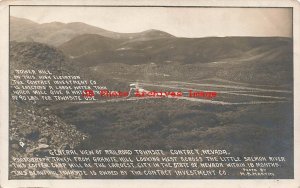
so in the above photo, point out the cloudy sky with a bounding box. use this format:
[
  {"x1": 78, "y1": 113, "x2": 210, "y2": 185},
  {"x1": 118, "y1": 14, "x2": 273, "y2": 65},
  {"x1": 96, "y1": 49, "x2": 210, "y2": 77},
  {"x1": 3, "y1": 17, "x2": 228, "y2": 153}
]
[{"x1": 10, "y1": 6, "x2": 292, "y2": 38}]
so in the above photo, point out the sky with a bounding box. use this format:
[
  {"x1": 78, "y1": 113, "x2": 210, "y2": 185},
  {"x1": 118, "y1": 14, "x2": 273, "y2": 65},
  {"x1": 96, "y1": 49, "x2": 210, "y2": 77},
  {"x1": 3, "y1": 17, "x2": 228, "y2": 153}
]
[{"x1": 10, "y1": 6, "x2": 292, "y2": 38}]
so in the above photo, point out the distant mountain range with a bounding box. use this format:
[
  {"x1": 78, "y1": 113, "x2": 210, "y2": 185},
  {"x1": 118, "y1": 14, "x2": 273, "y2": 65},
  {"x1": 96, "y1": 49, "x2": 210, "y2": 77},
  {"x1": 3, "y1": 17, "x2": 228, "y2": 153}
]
[
  {"x1": 10, "y1": 16, "x2": 174, "y2": 46},
  {"x1": 10, "y1": 16, "x2": 293, "y2": 86}
]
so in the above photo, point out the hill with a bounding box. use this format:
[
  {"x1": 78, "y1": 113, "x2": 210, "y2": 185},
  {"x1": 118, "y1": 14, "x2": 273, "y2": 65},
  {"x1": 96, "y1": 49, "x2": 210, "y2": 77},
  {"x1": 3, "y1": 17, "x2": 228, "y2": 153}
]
[
  {"x1": 9, "y1": 41, "x2": 89, "y2": 178},
  {"x1": 58, "y1": 35, "x2": 293, "y2": 85},
  {"x1": 10, "y1": 41, "x2": 129, "y2": 91}
]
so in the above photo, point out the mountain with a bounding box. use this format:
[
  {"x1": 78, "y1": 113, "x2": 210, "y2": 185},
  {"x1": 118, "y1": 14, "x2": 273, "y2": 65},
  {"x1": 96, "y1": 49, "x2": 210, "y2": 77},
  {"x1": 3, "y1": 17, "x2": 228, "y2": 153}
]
[
  {"x1": 10, "y1": 16, "x2": 293, "y2": 85},
  {"x1": 10, "y1": 16, "x2": 174, "y2": 46}
]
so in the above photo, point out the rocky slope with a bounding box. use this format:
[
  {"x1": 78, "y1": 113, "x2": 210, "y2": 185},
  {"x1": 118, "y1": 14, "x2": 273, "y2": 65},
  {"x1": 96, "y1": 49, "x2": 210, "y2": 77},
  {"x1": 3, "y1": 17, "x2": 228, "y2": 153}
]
[{"x1": 9, "y1": 41, "x2": 89, "y2": 178}]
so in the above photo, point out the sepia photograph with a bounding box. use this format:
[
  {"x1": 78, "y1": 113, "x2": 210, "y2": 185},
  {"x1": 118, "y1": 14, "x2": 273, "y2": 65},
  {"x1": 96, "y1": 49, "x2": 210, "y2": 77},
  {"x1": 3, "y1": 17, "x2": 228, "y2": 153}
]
[{"x1": 1, "y1": 0, "x2": 300, "y2": 187}]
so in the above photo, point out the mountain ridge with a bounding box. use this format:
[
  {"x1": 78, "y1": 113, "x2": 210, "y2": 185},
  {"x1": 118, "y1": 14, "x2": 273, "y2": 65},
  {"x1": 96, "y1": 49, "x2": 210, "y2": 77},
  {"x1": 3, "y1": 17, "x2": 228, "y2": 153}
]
[
  {"x1": 11, "y1": 16, "x2": 291, "y2": 46},
  {"x1": 10, "y1": 16, "x2": 175, "y2": 46}
]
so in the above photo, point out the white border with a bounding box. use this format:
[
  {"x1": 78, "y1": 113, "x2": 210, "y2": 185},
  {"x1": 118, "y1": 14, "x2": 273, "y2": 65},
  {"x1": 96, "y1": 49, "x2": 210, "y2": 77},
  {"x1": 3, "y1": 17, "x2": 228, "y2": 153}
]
[{"x1": 0, "y1": 0, "x2": 299, "y2": 187}]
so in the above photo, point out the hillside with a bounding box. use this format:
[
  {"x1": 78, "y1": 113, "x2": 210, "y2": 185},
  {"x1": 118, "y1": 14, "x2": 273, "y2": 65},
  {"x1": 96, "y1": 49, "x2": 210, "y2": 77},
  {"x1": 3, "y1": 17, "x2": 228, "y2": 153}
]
[
  {"x1": 9, "y1": 41, "x2": 84, "y2": 83},
  {"x1": 9, "y1": 42, "x2": 90, "y2": 178},
  {"x1": 59, "y1": 34, "x2": 119, "y2": 57},
  {"x1": 59, "y1": 35, "x2": 292, "y2": 64},
  {"x1": 58, "y1": 35, "x2": 293, "y2": 85}
]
